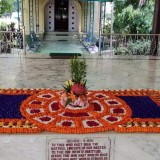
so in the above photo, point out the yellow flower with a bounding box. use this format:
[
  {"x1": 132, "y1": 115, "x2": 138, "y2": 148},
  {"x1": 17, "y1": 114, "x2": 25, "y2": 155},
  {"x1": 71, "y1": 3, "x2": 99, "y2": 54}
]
[
  {"x1": 65, "y1": 80, "x2": 73, "y2": 86},
  {"x1": 80, "y1": 81, "x2": 85, "y2": 85}
]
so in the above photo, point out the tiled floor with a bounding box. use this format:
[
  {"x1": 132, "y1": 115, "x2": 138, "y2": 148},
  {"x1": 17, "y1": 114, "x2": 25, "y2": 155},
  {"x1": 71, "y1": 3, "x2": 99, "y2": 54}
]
[
  {"x1": 0, "y1": 54, "x2": 160, "y2": 160},
  {"x1": 35, "y1": 40, "x2": 84, "y2": 54},
  {"x1": 0, "y1": 55, "x2": 160, "y2": 90}
]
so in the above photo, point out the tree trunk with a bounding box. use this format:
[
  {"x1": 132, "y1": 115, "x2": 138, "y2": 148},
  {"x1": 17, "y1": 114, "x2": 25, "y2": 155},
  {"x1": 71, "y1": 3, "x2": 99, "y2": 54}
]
[{"x1": 150, "y1": 0, "x2": 160, "y2": 56}]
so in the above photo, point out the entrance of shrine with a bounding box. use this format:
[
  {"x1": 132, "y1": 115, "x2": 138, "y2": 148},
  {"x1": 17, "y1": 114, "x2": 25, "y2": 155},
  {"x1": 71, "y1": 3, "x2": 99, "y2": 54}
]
[
  {"x1": 55, "y1": 0, "x2": 68, "y2": 31},
  {"x1": 44, "y1": 0, "x2": 79, "y2": 32}
]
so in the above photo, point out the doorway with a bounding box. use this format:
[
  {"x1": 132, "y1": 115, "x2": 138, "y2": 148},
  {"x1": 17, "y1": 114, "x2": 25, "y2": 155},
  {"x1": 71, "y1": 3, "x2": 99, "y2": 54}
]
[{"x1": 55, "y1": 0, "x2": 68, "y2": 31}]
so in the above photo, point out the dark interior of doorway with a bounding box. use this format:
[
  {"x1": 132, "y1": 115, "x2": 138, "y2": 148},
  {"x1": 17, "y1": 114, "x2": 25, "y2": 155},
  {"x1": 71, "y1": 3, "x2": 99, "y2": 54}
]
[{"x1": 55, "y1": 0, "x2": 68, "y2": 31}]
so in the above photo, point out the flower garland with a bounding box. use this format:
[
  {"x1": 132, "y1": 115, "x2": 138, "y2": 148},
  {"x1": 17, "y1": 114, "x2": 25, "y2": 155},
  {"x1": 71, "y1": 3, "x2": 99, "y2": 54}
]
[{"x1": 0, "y1": 119, "x2": 41, "y2": 133}]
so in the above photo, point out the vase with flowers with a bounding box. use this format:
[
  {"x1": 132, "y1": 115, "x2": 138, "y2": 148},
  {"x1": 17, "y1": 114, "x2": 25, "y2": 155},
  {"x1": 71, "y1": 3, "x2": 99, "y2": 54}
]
[{"x1": 60, "y1": 57, "x2": 89, "y2": 109}]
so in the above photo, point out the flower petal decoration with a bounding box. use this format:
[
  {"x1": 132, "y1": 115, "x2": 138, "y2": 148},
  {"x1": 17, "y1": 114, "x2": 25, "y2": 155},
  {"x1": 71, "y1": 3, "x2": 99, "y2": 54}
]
[
  {"x1": 1, "y1": 89, "x2": 160, "y2": 133},
  {"x1": 20, "y1": 90, "x2": 132, "y2": 133}
]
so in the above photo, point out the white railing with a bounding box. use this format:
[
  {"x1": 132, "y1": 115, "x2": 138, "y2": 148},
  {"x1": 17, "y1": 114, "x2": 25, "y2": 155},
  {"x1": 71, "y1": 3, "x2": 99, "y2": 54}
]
[
  {"x1": 80, "y1": 33, "x2": 160, "y2": 56},
  {"x1": 0, "y1": 29, "x2": 26, "y2": 55},
  {"x1": 101, "y1": 34, "x2": 160, "y2": 56}
]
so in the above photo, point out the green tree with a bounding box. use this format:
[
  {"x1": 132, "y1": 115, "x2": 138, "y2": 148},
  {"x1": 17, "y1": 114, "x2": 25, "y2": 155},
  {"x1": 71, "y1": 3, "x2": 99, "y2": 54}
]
[
  {"x1": 0, "y1": 0, "x2": 15, "y2": 16},
  {"x1": 113, "y1": 0, "x2": 154, "y2": 34}
]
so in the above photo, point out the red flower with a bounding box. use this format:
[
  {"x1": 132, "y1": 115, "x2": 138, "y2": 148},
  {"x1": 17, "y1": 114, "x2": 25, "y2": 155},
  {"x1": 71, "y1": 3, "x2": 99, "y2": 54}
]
[{"x1": 71, "y1": 83, "x2": 86, "y2": 96}]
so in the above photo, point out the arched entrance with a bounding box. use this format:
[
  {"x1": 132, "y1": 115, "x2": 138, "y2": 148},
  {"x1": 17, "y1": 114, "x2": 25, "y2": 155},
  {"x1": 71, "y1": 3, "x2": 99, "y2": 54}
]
[{"x1": 44, "y1": 0, "x2": 80, "y2": 32}]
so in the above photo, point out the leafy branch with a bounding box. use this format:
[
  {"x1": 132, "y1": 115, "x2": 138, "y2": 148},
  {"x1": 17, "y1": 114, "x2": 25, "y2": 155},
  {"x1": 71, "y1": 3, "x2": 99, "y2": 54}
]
[{"x1": 70, "y1": 57, "x2": 87, "y2": 84}]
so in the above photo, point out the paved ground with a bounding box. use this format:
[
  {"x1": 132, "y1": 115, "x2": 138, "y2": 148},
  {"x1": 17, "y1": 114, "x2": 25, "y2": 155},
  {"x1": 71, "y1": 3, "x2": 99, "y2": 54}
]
[
  {"x1": 0, "y1": 54, "x2": 160, "y2": 160},
  {"x1": 0, "y1": 54, "x2": 160, "y2": 90}
]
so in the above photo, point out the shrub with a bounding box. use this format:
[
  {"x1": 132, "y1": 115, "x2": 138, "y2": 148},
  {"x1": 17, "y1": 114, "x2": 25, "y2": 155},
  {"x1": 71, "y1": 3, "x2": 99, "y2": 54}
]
[{"x1": 114, "y1": 39, "x2": 151, "y2": 55}]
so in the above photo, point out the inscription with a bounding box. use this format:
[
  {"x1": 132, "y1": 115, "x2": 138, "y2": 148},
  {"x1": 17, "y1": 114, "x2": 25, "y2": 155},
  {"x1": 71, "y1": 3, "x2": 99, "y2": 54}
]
[{"x1": 48, "y1": 137, "x2": 112, "y2": 160}]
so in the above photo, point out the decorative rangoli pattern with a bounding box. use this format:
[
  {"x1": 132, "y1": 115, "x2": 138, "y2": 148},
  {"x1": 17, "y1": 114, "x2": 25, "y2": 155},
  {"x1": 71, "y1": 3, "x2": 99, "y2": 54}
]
[
  {"x1": 20, "y1": 90, "x2": 132, "y2": 133},
  {"x1": 1, "y1": 89, "x2": 160, "y2": 133}
]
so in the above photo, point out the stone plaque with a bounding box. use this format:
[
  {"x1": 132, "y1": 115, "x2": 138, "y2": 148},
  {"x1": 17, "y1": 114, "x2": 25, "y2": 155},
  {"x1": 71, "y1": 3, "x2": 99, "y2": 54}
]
[{"x1": 47, "y1": 137, "x2": 113, "y2": 160}]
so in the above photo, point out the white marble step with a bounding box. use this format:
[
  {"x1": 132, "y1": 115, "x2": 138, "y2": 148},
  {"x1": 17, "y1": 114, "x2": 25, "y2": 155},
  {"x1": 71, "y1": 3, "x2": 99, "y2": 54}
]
[
  {"x1": 44, "y1": 32, "x2": 79, "y2": 41},
  {"x1": 45, "y1": 32, "x2": 79, "y2": 35},
  {"x1": 44, "y1": 36, "x2": 79, "y2": 41}
]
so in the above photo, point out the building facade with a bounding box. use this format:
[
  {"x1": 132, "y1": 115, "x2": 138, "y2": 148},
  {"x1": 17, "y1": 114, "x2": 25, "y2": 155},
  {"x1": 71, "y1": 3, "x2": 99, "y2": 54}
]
[{"x1": 21, "y1": 0, "x2": 103, "y2": 38}]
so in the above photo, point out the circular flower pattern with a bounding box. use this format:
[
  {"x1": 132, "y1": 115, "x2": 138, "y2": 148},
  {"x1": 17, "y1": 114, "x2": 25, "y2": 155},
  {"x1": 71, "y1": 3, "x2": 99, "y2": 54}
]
[{"x1": 20, "y1": 90, "x2": 132, "y2": 133}]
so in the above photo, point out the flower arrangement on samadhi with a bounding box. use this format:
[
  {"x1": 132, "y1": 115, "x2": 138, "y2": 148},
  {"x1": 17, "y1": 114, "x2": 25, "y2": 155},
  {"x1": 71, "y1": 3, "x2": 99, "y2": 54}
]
[{"x1": 60, "y1": 57, "x2": 89, "y2": 108}]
